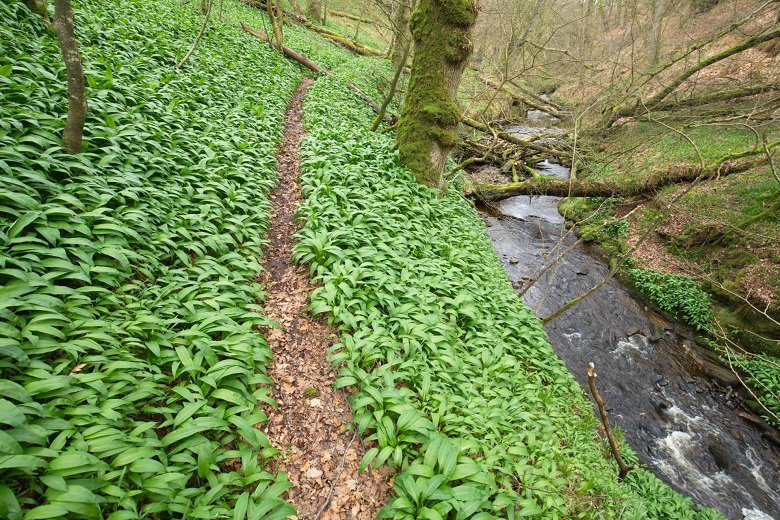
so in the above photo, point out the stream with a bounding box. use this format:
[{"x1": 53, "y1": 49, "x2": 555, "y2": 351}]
[{"x1": 481, "y1": 112, "x2": 780, "y2": 519}]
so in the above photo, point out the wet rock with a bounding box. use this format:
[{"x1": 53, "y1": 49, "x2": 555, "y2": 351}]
[
  {"x1": 652, "y1": 395, "x2": 672, "y2": 412},
  {"x1": 707, "y1": 435, "x2": 731, "y2": 470}
]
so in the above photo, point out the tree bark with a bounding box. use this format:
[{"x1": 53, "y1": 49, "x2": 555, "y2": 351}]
[
  {"x1": 470, "y1": 156, "x2": 766, "y2": 201},
  {"x1": 25, "y1": 0, "x2": 49, "y2": 21},
  {"x1": 397, "y1": 0, "x2": 478, "y2": 189},
  {"x1": 53, "y1": 0, "x2": 86, "y2": 154},
  {"x1": 267, "y1": 0, "x2": 283, "y2": 51}
]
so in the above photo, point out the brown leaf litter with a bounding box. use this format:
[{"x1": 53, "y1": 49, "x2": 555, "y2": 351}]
[{"x1": 257, "y1": 78, "x2": 391, "y2": 519}]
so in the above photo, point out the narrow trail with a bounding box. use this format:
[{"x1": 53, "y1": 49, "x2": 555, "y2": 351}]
[{"x1": 258, "y1": 78, "x2": 391, "y2": 519}]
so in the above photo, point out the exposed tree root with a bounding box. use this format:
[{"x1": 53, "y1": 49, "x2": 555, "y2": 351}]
[{"x1": 259, "y1": 78, "x2": 390, "y2": 517}]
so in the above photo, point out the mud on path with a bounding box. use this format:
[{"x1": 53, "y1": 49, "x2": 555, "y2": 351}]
[{"x1": 258, "y1": 78, "x2": 391, "y2": 519}]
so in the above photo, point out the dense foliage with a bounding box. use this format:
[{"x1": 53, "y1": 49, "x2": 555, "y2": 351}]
[
  {"x1": 296, "y1": 59, "x2": 721, "y2": 518},
  {"x1": 628, "y1": 269, "x2": 714, "y2": 331},
  {"x1": 728, "y1": 353, "x2": 780, "y2": 429},
  {"x1": 0, "y1": 0, "x2": 300, "y2": 516}
]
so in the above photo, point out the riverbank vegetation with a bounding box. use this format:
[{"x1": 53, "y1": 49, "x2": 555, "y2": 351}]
[
  {"x1": 456, "y1": 0, "x2": 779, "y2": 432},
  {"x1": 1, "y1": 0, "x2": 777, "y2": 516},
  {"x1": 297, "y1": 57, "x2": 721, "y2": 518}
]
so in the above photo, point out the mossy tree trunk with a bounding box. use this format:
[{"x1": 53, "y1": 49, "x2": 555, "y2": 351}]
[
  {"x1": 25, "y1": 0, "x2": 49, "y2": 21},
  {"x1": 397, "y1": 0, "x2": 478, "y2": 189}
]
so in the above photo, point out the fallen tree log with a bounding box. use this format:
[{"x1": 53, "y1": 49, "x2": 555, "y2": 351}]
[
  {"x1": 461, "y1": 117, "x2": 572, "y2": 162},
  {"x1": 477, "y1": 74, "x2": 569, "y2": 120},
  {"x1": 240, "y1": 23, "x2": 324, "y2": 72},
  {"x1": 609, "y1": 27, "x2": 780, "y2": 124},
  {"x1": 240, "y1": 23, "x2": 395, "y2": 124},
  {"x1": 650, "y1": 84, "x2": 779, "y2": 112},
  {"x1": 330, "y1": 9, "x2": 376, "y2": 25},
  {"x1": 242, "y1": 0, "x2": 384, "y2": 56},
  {"x1": 470, "y1": 156, "x2": 766, "y2": 201}
]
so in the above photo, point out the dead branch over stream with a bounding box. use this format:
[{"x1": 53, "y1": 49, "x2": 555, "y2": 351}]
[{"x1": 470, "y1": 156, "x2": 768, "y2": 201}]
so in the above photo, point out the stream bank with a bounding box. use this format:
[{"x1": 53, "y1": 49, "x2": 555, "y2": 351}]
[{"x1": 476, "y1": 115, "x2": 780, "y2": 519}]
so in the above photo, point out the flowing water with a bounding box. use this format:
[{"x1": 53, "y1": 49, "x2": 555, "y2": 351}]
[{"x1": 481, "y1": 118, "x2": 780, "y2": 519}]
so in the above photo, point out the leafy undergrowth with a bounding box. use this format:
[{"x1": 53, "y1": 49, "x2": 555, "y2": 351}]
[
  {"x1": 296, "y1": 59, "x2": 721, "y2": 518},
  {"x1": 727, "y1": 353, "x2": 780, "y2": 429},
  {"x1": 590, "y1": 122, "x2": 779, "y2": 184},
  {"x1": 1, "y1": 0, "x2": 301, "y2": 517},
  {"x1": 628, "y1": 269, "x2": 714, "y2": 331}
]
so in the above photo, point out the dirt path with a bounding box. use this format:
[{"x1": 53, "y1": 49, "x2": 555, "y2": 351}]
[{"x1": 258, "y1": 78, "x2": 390, "y2": 519}]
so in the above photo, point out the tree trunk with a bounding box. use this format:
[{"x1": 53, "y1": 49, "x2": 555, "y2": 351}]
[
  {"x1": 289, "y1": 0, "x2": 304, "y2": 15},
  {"x1": 177, "y1": 0, "x2": 213, "y2": 68},
  {"x1": 390, "y1": 0, "x2": 413, "y2": 68},
  {"x1": 650, "y1": 0, "x2": 666, "y2": 65},
  {"x1": 397, "y1": 0, "x2": 478, "y2": 189},
  {"x1": 24, "y1": 0, "x2": 49, "y2": 21},
  {"x1": 371, "y1": 42, "x2": 410, "y2": 130},
  {"x1": 53, "y1": 0, "x2": 86, "y2": 154},
  {"x1": 267, "y1": 0, "x2": 283, "y2": 50}
]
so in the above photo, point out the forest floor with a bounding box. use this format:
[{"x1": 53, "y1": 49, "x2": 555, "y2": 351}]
[{"x1": 258, "y1": 78, "x2": 390, "y2": 518}]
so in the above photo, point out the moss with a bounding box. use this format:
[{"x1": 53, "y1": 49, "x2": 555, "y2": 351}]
[
  {"x1": 397, "y1": 0, "x2": 477, "y2": 188},
  {"x1": 439, "y1": 0, "x2": 478, "y2": 27}
]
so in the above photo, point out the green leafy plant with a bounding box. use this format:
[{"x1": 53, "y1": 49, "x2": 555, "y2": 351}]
[
  {"x1": 629, "y1": 268, "x2": 713, "y2": 330},
  {"x1": 0, "y1": 0, "x2": 301, "y2": 516},
  {"x1": 725, "y1": 352, "x2": 780, "y2": 429},
  {"x1": 294, "y1": 56, "x2": 721, "y2": 518}
]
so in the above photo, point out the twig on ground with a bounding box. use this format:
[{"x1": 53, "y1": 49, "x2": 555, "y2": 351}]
[{"x1": 313, "y1": 430, "x2": 357, "y2": 520}]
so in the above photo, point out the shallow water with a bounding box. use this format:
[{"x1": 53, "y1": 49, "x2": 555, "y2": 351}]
[{"x1": 484, "y1": 143, "x2": 780, "y2": 519}]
